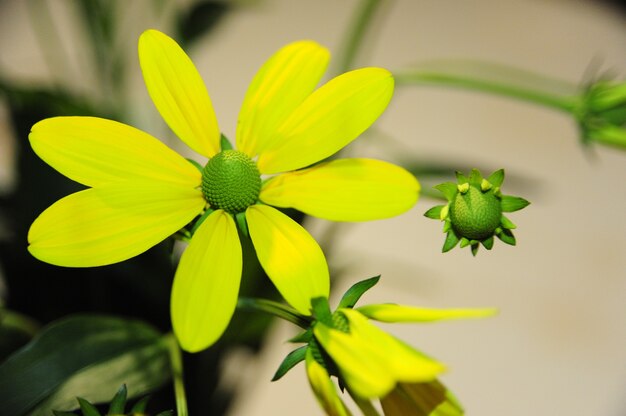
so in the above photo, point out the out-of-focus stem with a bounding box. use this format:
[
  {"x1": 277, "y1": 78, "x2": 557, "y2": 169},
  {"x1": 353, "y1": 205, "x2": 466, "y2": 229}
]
[{"x1": 165, "y1": 334, "x2": 188, "y2": 416}]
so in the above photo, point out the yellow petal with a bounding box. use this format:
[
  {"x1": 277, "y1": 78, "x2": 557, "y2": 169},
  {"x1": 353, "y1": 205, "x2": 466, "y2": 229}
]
[
  {"x1": 29, "y1": 117, "x2": 201, "y2": 188},
  {"x1": 357, "y1": 304, "x2": 497, "y2": 323},
  {"x1": 171, "y1": 210, "x2": 242, "y2": 352},
  {"x1": 28, "y1": 182, "x2": 205, "y2": 267},
  {"x1": 257, "y1": 68, "x2": 394, "y2": 174},
  {"x1": 139, "y1": 29, "x2": 220, "y2": 157},
  {"x1": 246, "y1": 205, "x2": 329, "y2": 314},
  {"x1": 236, "y1": 41, "x2": 329, "y2": 157},
  {"x1": 380, "y1": 381, "x2": 464, "y2": 416},
  {"x1": 260, "y1": 158, "x2": 419, "y2": 221},
  {"x1": 315, "y1": 309, "x2": 445, "y2": 399},
  {"x1": 305, "y1": 349, "x2": 353, "y2": 416}
]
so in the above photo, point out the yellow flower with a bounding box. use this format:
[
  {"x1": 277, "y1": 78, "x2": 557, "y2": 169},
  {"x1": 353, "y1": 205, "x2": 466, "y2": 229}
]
[
  {"x1": 304, "y1": 294, "x2": 495, "y2": 415},
  {"x1": 27, "y1": 30, "x2": 419, "y2": 352}
]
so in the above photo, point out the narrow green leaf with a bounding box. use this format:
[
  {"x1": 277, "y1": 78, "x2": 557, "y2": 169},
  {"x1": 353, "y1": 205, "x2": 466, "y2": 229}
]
[
  {"x1": 455, "y1": 171, "x2": 469, "y2": 184},
  {"x1": 288, "y1": 329, "x2": 312, "y2": 344},
  {"x1": 459, "y1": 237, "x2": 471, "y2": 248},
  {"x1": 497, "y1": 229, "x2": 517, "y2": 245},
  {"x1": 424, "y1": 205, "x2": 444, "y2": 219},
  {"x1": 434, "y1": 183, "x2": 458, "y2": 202},
  {"x1": 471, "y1": 244, "x2": 480, "y2": 256},
  {"x1": 77, "y1": 398, "x2": 101, "y2": 416},
  {"x1": 108, "y1": 384, "x2": 127, "y2": 415},
  {"x1": 469, "y1": 168, "x2": 482, "y2": 186},
  {"x1": 442, "y1": 231, "x2": 460, "y2": 252},
  {"x1": 487, "y1": 169, "x2": 505, "y2": 187},
  {"x1": 310, "y1": 297, "x2": 333, "y2": 326},
  {"x1": 482, "y1": 236, "x2": 494, "y2": 250},
  {"x1": 220, "y1": 133, "x2": 233, "y2": 151},
  {"x1": 500, "y1": 215, "x2": 516, "y2": 230},
  {"x1": 130, "y1": 396, "x2": 150, "y2": 414},
  {"x1": 271, "y1": 346, "x2": 308, "y2": 381},
  {"x1": 0, "y1": 315, "x2": 170, "y2": 416},
  {"x1": 500, "y1": 195, "x2": 530, "y2": 212},
  {"x1": 52, "y1": 411, "x2": 76, "y2": 416},
  {"x1": 155, "y1": 411, "x2": 174, "y2": 416},
  {"x1": 337, "y1": 275, "x2": 381, "y2": 309}
]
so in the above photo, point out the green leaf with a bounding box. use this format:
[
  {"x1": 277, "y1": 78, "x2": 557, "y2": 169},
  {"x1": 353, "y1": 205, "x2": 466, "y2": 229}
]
[
  {"x1": 442, "y1": 231, "x2": 460, "y2": 252},
  {"x1": 481, "y1": 236, "x2": 494, "y2": 250},
  {"x1": 455, "y1": 171, "x2": 469, "y2": 184},
  {"x1": 500, "y1": 195, "x2": 530, "y2": 212},
  {"x1": 129, "y1": 396, "x2": 150, "y2": 414},
  {"x1": 108, "y1": 384, "x2": 127, "y2": 415},
  {"x1": 471, "y1": 244, "x2": 480, "y2": 256},
  {"x1": 497, "y1": 229, "x2": 517, "y2": 246},
  {"x1": 434, "y1": 183, "x2": 458, "y2": 202},
  {"x1": 220, "y1": 133, "x2": 233, "y2": 151},
  {"x1": 0, "y1": 315, "x2": 170, "y2": 416},
  {"x1": 310, "y1": 298, "x2": 333, "y2": 326},
  {"x1": 468, "y1": 169, "x2": 482, "y2": 186},
  {"x1": 337, "y1": 275, "x2": 381, "y2": 309},
  {"x1": 155, "y1": 411, "x2": 174, "y2": 416},
  {"x1": 424, "y1": 205, "x2": 444, "y2": 220},
  {"x1": 500, "y1": 215, "x2": 516, "y2": 230},
  {"x1": 0, "y1": 310, "x2": 38, "y2": 361},
  {"x1": 271, "y1": 346, "x2": 308, "y2": 381},
  {"x1": 52, "y1": 411, "x2": 76, "y2": 416},
  {"x1": 77, "y1": 398, "x2": 101, "y2": 416},
  {"x1": 487, "y1": 169, "x2": 505, "y2": 187},
  {"x1": 459, "y1": 237, "x2": 471, "y2": 248},
  {"x1": 288, "y1": 329, "x2": 312, "y2": 344}
]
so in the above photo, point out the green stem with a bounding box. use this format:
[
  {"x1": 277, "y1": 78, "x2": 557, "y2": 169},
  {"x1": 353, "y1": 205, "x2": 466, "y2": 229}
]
[
  {"x1": 237, "y1": 298, "x2": 312, "y2": 329},
  {"x1": 165, "y1": 334, "x2": 188, "y2": 416},
  {"x1": 335, "y1": 0, "x2": 385, "y2": 74},
  {"x1": 395, "y1": 71, "x2": 579, "y2": 113}
]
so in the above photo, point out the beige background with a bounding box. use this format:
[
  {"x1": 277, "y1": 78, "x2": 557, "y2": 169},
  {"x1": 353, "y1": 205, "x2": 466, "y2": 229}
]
[{"x1": 1, "y1": 1, "x2": 625, "y2": 415}]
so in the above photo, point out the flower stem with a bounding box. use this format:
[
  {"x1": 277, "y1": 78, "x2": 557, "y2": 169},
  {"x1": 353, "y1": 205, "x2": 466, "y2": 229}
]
[
  {"x1": 237, "y1": 298, "x2": 312, "y2": 329},
  {"x1": 395, "y1": 69, "x2": 580, "y2": 113},
  {"x1": 165, "y1": 334, "x2": 188, "y2": 416},
  {"x1": 334, "y1": 0, "x2": 385, "y2": 74}
]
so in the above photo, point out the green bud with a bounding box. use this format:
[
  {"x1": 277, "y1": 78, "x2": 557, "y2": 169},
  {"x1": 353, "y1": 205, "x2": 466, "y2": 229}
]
[{"x1": 424, "y1": 168, "x2": 530, "y2": 256}]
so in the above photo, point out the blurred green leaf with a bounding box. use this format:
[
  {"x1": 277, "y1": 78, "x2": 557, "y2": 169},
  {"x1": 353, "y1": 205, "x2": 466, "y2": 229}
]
[
  {"x1": 107, "y1": 384, "x2": 127, "y2": 415},
  {"x1": 337, "y1": 275, "x2": 380, "y2": 309},
  {"x1": 177, "y1": 1, "x2": 230, "y2": 47},
  {"x1": 0, "y1": 310, "x2": 39, "y2": 361},
  {"x1": 0, "y1": 315, "x2": 170, "y2": 416},
  {"x1": 271, "y1": 346, "x2": 307, "y2": 381}
]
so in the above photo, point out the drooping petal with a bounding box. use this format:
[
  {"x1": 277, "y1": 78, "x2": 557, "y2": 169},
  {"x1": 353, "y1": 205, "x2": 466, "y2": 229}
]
[
  {"x1": 236, "y1": 41, "x2": 330, "y2": 157},
  {"x1": 138, "y1": 29, "x2": 220, "y2": 157},
  {"x1": 28, "y1": 182, "x2": 205, "y2": 267},
  {"x1": 246, "y1": 204, "x2": 329, "y2": 315},
  {"x1": 380, "y1": 381, "x2": 463, "y2": 416},
  {"x1": 305, "y1": 349, "x2": 353, "y2": 416},
  {"x1": 171, "y1": 210, "x2": 242, "y2": 353},
  {"x1": 260, "y1": 158, "x2": 419, "y2": 221},
  {"x1": 315, "y1": 309, "x2": 445, "y2": 399},
  {"x1": 256, "y1": 68, "x2": 394, "y2": 174},
  {"x1": 357, "y1": 304, "x2": 497, "y2": 323},
  {"x1": 29, "y1": 117, "x2": 201, "y2": 188}
]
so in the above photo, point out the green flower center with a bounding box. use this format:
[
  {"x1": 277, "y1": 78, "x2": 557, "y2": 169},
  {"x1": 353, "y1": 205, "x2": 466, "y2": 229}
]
[
  {"x1": 449, "y1": 186, "x2": 501, "y2": 240},
  {"x1": 201, "y1": 150, "x2": 261, "y2": 214}
]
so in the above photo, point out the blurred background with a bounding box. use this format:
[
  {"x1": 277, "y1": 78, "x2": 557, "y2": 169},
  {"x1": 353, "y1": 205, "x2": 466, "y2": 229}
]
[{"x1": 0, "y1": 0, "x2": 625, "y2": 415}]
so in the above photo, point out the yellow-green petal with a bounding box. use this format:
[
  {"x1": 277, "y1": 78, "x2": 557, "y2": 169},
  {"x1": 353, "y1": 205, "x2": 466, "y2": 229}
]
[
  {"x1": 314, "y1": 309, "x2": 445, "y2": 399},
  {"x1": 246, "y1": 204, "x2": 329, "y2": 315},
  {"x1": 236, "y1": 41, "x2": 330, "y2": 157},
  {"x1": 171, "y1": 210, "x2": 242, "y2": 353},
  {"x1": 28, "y1": 183, "x2": 205, "y2": 267},
  {"x1": 380, "y1": 381, "x2": 463, "y2": 416},
  {"x1": 139, "y1": 29, "x2": 220, "y2": 157},
  {"x1": 260, "y1": 158, "x2": 419, "y2": 221},
  {"x1": 305, "y1": 349, "x2": 353, "y2": 416},
  {"x1": 29, "y1": 117, "x2": 201, "y2": 188},
  {"x1": 357, "y1": 304, "x2": 497, "y2": 323},
  {"x1": 257, "y1": 67, "x2": 394, "y2": 174}
]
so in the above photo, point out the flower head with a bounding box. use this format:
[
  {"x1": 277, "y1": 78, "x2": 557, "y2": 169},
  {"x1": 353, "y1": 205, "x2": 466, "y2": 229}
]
[
  {"x1": 27, "y1": 30, "x2": 419, "y2": 352},
  {"x1": 577, "y1": 80, "x2": 626, "y2": 149},
  {"x1": 271, "y1": 276, "x2": 495, "y2": 415},
  {"x1": 424, "y1": 168, "x2": 529, "y2": 256}
]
